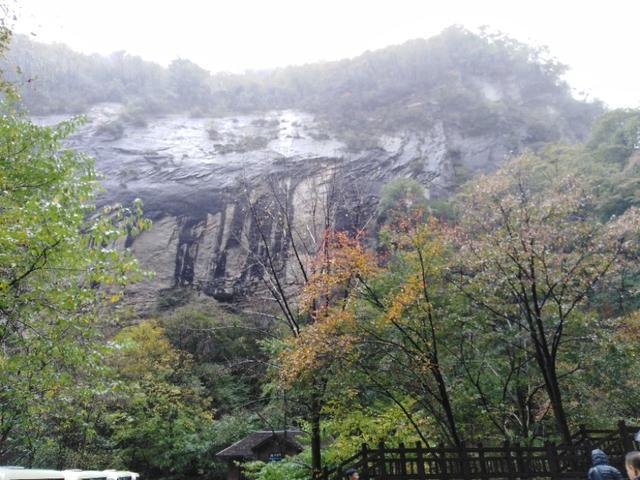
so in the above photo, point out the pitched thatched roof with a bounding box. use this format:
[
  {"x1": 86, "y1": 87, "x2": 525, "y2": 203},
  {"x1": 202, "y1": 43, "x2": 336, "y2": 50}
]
[{"x1": 216, "y1": 430, "x2": 304, "y2": 459}]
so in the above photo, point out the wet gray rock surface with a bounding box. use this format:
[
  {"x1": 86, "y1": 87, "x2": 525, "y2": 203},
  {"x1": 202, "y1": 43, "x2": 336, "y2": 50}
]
[{"x1": 34, "y1": 103, "x2": 547, "y2": 309}]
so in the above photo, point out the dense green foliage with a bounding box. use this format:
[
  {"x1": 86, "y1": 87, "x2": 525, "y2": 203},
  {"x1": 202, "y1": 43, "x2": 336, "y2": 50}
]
[
  {"x1": 0, "y1": 96, "x2": 150, "y2": 464},
  {"x1": 243, "y1": 450, "x2": 310, "y2": 480},
  {"x1": 240, "y1": 109, "x2": 640, "y2": 479},
  {"x1": 5, "y1": 27, "x2": 601, "y2": 147},
  {"x1": 107, "y1": 296, "x2": 271, "y2": 479},
  {"x1": 105, "y1": 320, "x2": 216, "y2": 476},
  {"x1": 3, "y1": 9, "x2": 640, "y2": 480}
]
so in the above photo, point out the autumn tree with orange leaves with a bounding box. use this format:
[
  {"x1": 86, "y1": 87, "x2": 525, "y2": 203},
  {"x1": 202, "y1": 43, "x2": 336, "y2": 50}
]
[
  {"x1": 244, "y1": 140, "x2": 640, "y2": 469},
  {"x1": 242, "y1": 168, "x2": 375, "y2": 477},
  {"x1": 347, "y1": 214, "x2": 464, "y2": 447},
  {"x1": 277, "y1": 176, "x2": 467, "y2": 449}
]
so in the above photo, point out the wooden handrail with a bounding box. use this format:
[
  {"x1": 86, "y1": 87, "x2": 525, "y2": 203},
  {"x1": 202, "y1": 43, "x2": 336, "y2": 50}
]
[{"x1": 322, "y1": 421, "x2": 638, "y2": 480}]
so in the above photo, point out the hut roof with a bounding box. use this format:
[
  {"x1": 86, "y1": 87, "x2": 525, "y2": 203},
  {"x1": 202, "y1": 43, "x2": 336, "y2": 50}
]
[{"x1": 216, "y1": 430, "x2": 304, "y2": 459}]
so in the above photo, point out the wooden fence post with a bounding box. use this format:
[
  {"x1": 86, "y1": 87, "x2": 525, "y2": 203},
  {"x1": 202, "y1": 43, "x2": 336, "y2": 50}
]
[
  {"x1": 619, "y1": 420, "x2": 634, "y2": 452},
  {"x1": 399, "y1": 443, "x2": 408, "y2": 476},
  {"x1": 477, "y1": 442, "x2": 488, "y2": 478},
  {"x1": 578, "y1": 424, "x2": 588, "y2": 445},
  {"x1": 503, "y1": 441, "x2": 515, "y2": 480},
  {"x1": 582, "y1": 425, "x2": 593, "y2": 451},
  {"x1": 378, "y1": 441, "x2": 387, "y2": 479},
  {"x1": 514, "y1": 442, "x2": 524, "y2": 480},
  {"x1": 545, "y1": 441, "x2": 560, "y2": 480},
  {"x1": 460, "y1": 441, "x2": 472, "y2": 480},
  {"x1": 439, "y1": 443, "x2": 449, "y2": 480},
  {"x1": 362, "y1": 443, "x2": 370, "y2": 480},
  {"x1": 416, "y1": 441, "x2": 426, "y2": 480},
  {"x1": 582, "y1": 428, "x2": 594, "y2": 473}
]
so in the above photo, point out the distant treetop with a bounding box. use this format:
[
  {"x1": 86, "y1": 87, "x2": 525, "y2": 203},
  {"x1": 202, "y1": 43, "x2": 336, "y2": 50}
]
[{"x1": 3, "y1": 26, "x2": 602, "y2": 142}]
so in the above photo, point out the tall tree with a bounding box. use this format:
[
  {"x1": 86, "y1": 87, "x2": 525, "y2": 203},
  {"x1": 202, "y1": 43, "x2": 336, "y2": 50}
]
[
  {"x1": 277, "y1": 180, "x2": 465, "y2": 448},
  {"x1": 449, "y1": 153, "x2": 640, "y2": 444},
  {"x1": 352, "y1": 216, "x2": 463, "y2": 446},
  {"x1": 0, "y1": 106, "x2": 149, "y2": 461},
  {"x1": 242, "y1": 168, "x2": 372, "y2": 476}
]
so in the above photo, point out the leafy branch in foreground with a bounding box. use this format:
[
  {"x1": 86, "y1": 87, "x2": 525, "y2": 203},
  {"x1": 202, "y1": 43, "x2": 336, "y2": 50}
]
[{"x1": 0, "y1": 105, "x2": 150, "y2": 463}]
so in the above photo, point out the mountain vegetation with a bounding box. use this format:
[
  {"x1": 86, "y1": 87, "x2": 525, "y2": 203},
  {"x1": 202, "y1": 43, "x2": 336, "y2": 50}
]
[
  {"x1": 1, "y1": 12, "x2": 640, "y2": 480},
  {"x1": 234, "y1": 109, "x2": 640, "y2": 480},
  {"x1": 4, "y1": 26, "x2": 601, "y2": 146}
]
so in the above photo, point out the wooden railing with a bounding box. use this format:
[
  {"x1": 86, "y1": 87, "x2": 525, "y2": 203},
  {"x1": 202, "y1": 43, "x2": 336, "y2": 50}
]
[{"x1": 320, "y1": 421, "x2": 640, "y2": 480}]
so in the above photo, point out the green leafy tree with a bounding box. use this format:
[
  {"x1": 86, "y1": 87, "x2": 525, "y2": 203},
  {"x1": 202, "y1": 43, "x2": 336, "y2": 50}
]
[
  {"x1": 586, "y1": 109, "x2": 640, "y2": 165},
  {"x1": 353, "y1": 218, "x2": 463, "y2": 446},
  {"x1": 378, "y1": 177, "x2": 429, "y2": 225},
  {"x1": 106, "y1": 320, "x2": 216, "y2": 477},
  {"x1": 160, "y1": 298, "x2": 267, "y2": 415},
  {"x1": 0, "y1": 106, "x2": 148, "y2": 463},
  {"x1": 449, "y1": 153, "x2": 640, "y2": 444}
]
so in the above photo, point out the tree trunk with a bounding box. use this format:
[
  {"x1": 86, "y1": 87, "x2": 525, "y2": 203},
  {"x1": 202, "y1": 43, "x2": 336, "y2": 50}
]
[
  {"x1": 311, "y1": 394, "x2": 322, "y2": 478},
  {"x1": 545, "y1": 362, "x2": 572, "y2": 445},
  {"x1": 431, "y1": 361, "x2": 462, "y2": 447},
  {"x1": 531, "y1": 341, "x2": 572, "y2": 445},
  {"x1": 524, "y1": 279, "x2": 573, "y2": 445}
]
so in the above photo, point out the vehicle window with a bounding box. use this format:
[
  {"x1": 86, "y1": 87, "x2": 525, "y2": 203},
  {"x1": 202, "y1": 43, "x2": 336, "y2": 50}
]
[{"x1": 117, "y1": 477, "x2": 132, "y2": 480}]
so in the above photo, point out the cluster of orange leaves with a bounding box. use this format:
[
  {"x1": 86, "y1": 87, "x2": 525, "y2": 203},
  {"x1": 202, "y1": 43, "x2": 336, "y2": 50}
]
[
  {"x1": 279, "y1": 230, "x2": 378, "y2": 384},
  {"x1": 298, "y1": 230, "x2": 379, "y2": 314},
  {"x1": 382, "y1": 272, "x2": 424, "y2": 325},
  {"x1": 279, "y1": 309, "x2": 358, "y2": 384}
]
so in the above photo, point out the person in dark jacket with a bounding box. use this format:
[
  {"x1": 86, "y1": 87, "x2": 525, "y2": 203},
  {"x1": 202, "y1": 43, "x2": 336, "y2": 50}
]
[
  {"x1": 345, "y1": 468, "x2": 359, "y2": 480},
  {"x1": 625, "y1": 451, "x2": 640, "y2": 480},
  {"x1": 589, "y1": 449, "x2": 625, "y2": 480}
]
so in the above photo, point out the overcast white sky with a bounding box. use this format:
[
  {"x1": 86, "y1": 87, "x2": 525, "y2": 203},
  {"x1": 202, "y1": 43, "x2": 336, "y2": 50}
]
[{"x1": 12, "y1": 0, "x2": 640, "y2": 108}]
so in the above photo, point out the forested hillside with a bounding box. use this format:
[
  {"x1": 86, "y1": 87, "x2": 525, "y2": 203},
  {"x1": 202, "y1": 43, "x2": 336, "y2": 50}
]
[
  {"x1": 241, "y1": 108, "x2": 640, "y2": 478},
  {"x1": 5, "y1": 27, "x2": 600, "y2": 144},
  {"x1": 2, "y1": 18, "x2": 640, "y2": 480}
]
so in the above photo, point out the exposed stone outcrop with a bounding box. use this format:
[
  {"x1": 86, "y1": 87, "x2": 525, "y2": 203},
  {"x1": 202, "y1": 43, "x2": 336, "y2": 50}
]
[{"x1": 34, "y1": 99, "x2": 588, "y2": 310}]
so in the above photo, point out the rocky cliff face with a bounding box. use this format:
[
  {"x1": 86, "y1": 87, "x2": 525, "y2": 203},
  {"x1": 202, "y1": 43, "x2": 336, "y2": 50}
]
[{"x1": 35, "y1": 99, "x2": 579, "y2": 310}]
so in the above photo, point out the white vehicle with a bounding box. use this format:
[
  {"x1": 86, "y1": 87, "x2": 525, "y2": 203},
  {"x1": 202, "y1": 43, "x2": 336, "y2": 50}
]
[
  {"x1": 0, "y1": 468, "x2": 138, "y2": 480},
  {"x1": 63, "y1": 470, "x2": 138, "y2": 480},
  {"x1": 0, "y1": 468, "x2": 65, "y2": 480},
  {"x1": 100, "y1": 471, "x2": 138, "y2": 480},
  {"x1": 62, "y1": 471, "x2": 106, "y2": 480}
]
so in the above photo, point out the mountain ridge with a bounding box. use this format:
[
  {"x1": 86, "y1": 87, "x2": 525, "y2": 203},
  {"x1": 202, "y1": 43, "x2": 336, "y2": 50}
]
[{"x1": 19, "y1": 26, "x2": 605, "y2": 309}]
